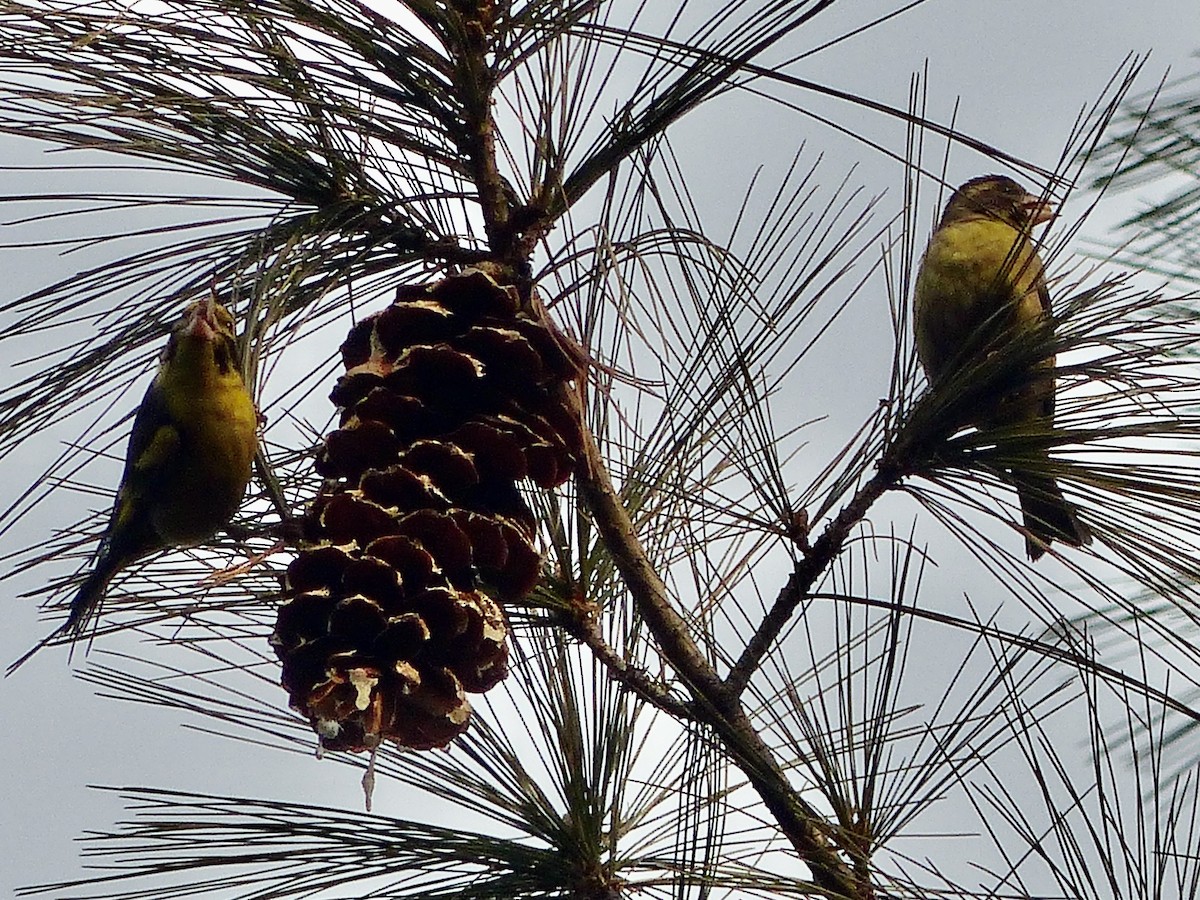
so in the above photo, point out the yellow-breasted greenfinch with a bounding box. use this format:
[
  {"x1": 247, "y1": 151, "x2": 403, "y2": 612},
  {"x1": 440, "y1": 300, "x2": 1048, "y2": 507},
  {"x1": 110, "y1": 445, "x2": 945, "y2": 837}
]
[
  {"x1": 913, "y1": 174, "x2": 1091, "y2": 560},
  {"x1": 62, "y1": 297, "x2": 257, "y2": 641}
]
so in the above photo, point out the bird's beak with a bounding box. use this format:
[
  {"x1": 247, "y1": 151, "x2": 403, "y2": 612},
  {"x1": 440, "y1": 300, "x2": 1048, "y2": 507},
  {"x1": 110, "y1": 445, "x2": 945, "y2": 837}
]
[
  {"x1": 184, "y1": 296, "x2": 218, "y2": 341},
  {"x1": 1020, "y1": 192, "x2": 1055, "y2": 226}
]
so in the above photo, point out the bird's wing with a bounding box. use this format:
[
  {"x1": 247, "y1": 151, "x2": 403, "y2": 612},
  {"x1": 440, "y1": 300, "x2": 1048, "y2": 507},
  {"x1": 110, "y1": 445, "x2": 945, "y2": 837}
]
[
  {"x1": 99, "y1": 380, "x2": 182, "y2": 558},
  {"x1": 1033, "y1": 266, "x2": 1056, "y2": 420},
  {"x1": 1036, "y1": 264, "x2": 1052, "y2": 316}
]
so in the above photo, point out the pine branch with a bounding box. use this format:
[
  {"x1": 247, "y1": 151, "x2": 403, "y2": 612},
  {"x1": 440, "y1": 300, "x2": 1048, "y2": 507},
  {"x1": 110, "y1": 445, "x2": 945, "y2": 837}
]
[
  {"x1": 728, "y1": 464, "x2": 899, "y2": 697},
  {"x1": 567, "y1": 384, "x2": 869, "y2": 897}
]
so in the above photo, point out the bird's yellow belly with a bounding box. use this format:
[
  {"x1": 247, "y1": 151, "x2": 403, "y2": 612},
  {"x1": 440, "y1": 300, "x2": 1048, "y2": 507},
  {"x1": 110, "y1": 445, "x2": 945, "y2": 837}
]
[
  {"x1": 914, "y1": 220, "x2": 1040, "y2": 379},
  {"x1": 153, "y1": 389, "x2": 257, "y2": 545}
]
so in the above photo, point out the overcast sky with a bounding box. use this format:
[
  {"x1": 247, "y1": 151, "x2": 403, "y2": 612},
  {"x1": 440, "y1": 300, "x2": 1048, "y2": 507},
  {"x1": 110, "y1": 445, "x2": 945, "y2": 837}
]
[{"x1": 3, "y1": 1, "x2": 1200, "y2": 895}]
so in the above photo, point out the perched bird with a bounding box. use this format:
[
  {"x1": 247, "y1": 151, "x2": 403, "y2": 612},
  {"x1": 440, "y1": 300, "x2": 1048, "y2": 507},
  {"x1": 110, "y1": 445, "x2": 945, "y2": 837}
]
[
  {"x1": 913, "y1": 174, "x2": 1090, "y2": 560},
  {"x1": 10, "y1": 297, "x2": 258, "y2": 671}
]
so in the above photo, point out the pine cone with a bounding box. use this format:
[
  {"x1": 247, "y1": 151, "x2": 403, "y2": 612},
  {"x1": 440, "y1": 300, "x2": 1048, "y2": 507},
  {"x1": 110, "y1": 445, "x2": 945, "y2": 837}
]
[{"x1": 273, "y1": 269, "x2": 583, "y2": 751}]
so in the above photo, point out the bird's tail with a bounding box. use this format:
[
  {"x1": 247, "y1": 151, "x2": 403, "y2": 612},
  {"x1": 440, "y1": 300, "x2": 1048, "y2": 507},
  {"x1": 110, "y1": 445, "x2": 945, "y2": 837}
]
[
  {"x1": 63, "y1": 560, "x2": 122, "y2": 638},
  {"x1": 1012, "y1": 469, "x2": 1092, "y2": 561},
  {"x1": 5, "y1": 557, "x2": 122, "y2": 676}
]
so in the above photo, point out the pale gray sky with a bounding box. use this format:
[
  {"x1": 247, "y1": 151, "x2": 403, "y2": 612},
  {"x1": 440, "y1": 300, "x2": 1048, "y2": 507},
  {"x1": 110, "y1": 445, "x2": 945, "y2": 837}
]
[{"x1": 3, "y1": 2, "x2": 1199, "y2": 895}]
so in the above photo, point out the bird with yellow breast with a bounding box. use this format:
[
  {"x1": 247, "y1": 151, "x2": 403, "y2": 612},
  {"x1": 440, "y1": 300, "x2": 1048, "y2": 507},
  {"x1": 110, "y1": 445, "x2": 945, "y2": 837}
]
[{"x1": 913, "y1": 175, "x2": 1090, "y2": 560}]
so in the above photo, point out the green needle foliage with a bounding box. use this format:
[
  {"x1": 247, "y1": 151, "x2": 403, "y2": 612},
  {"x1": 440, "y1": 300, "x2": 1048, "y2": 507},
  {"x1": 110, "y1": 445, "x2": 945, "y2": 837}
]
[{"x1": 3, "y1": 3, "x2": 1200, "y2": 900}]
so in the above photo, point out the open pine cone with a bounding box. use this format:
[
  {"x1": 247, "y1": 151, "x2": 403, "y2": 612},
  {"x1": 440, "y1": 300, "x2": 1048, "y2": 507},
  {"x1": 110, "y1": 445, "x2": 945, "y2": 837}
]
[{"x1": 272, "y1": 269, "x2": 583, "y2": 750}]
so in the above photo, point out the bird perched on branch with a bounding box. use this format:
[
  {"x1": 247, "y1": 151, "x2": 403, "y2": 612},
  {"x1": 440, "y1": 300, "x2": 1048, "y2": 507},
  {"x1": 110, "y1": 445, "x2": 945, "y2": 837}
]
[
  {"x1": 9, "y1": 297, "x2": 258, "y2": 673},
  {"x1": 913, "y1": 174, "x2": 1091, "y2": 560}
]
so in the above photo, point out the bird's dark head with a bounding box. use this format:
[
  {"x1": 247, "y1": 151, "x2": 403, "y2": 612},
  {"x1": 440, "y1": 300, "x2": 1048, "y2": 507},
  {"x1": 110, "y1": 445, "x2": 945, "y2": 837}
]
[
  {"x1": 163, "y1": 297, "x2": 241, "y2": 375},
  {"x1": 180, "y1": 296, "x2": 237, "y2": 342},
  {"x1": 939, "y1": 175, "x2": 1054, "y2": 230}
]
